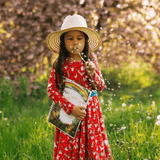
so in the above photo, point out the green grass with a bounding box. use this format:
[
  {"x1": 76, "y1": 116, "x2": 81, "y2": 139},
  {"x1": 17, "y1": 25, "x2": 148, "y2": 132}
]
[
  {"x1": 0, "y1": 73, "x2": 160, "y2": 160},
  {"x1": 99, "y1": 88, "x2": 160, "y2": 160}
]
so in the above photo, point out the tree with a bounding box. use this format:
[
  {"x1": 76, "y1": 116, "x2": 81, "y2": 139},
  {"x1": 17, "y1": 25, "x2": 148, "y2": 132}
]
[{"x1": 0, "y1": 0, "x2": 160, "y2": 82}]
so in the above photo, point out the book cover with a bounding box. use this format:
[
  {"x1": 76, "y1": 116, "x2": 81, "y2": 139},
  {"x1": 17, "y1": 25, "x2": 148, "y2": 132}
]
[{"x1": 48, "y1": 77, "x2": 91, "y2": 138}]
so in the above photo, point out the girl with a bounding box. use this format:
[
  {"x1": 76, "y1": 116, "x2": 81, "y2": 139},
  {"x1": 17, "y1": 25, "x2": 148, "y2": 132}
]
[{"x1": 47, "y1": 14, "x2": 112, "y2": 160}]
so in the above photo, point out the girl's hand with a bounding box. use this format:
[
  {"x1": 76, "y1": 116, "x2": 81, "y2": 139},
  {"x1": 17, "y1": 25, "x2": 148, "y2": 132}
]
[
  {"x1": 71, "y1": 106, "x2": 86, "y2": 120},
  {"x1": 85, "y1": 60, "x2": 96, "y2": 77}
]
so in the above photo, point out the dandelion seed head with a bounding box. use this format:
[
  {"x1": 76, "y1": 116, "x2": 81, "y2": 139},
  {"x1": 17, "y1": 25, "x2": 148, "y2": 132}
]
[
  {"x1": 156, "y1": 120, "x2": 160, "y2": 126},
  {"x1": 122, "y1": 103, "x2": 126, "y2": 107},
  {"x1": 156, "y1": 115, "x2": 160, "y2": 120},
  {"x1": 146, "y1": 116, "x2": 151, "y2": 120},
  {"x1": 110, "y1": 124, "x2": 113, "y2": 127},
  {"x1": 4, "y1": 117, "x2": 7, "y2": 121},
  {"x1": 118, "y1": 126, "x2": 126, "y2": 132}
]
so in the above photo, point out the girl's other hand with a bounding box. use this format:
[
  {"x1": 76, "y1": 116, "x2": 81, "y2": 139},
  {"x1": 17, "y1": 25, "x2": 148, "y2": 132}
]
[
  {"x1": 71, "y1": 106, "x2": 86, "y2": 120},
  {"x1": 85, "y1": 60, "x2": 96, "y2": 77}
]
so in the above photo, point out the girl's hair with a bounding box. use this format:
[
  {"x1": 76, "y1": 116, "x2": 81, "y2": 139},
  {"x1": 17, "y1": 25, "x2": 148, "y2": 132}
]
[{"x1": 54, "y1": 31, "x2": 92, "y2": 93}]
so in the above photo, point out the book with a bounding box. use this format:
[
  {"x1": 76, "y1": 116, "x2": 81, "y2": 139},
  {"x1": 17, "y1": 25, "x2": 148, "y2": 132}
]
[{"x1": 48, "y1": 77, "x2": 91, "y2": 138}]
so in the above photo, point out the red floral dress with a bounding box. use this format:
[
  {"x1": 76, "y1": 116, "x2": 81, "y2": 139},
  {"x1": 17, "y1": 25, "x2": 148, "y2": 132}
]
[{"x1": 47, "y1": 58, "x2": 112, "y2": 160}]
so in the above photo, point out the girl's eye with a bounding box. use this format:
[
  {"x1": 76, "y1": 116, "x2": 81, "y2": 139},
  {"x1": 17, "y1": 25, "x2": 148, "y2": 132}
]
[
  {"x1": 68, "y1": 38, "x2": 73, "y2": 41},
  {"x1": 78, "y1": 38, "x2": 82, "y2": 40}
]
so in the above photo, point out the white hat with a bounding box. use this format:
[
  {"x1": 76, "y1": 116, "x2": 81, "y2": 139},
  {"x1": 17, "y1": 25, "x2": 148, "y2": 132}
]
[{"x1": 46, "y1": 14, "x2": 101, "y2": 53}]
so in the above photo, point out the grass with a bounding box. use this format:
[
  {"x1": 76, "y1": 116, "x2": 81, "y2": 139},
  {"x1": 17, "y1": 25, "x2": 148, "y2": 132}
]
[
  {"x1": 99, "y1": 87, "x2": 160, "y2": 160},
  {"x1": 0, "y1": 71, "x2": 160, "y2": 160}
]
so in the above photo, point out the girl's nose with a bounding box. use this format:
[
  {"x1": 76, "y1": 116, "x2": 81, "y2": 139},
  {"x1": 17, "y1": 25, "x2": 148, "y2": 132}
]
[{"x1": 73, "y1": 38, "x2": 78, "y2": 45}]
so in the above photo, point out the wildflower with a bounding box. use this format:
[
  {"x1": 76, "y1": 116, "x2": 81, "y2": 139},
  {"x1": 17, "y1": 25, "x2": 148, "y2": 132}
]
[
  {"x1": 122, "y1": 103, "x2": 126, "y2": 107},
  {"x1": 118, "y1": 126, "x2": 126, "y2": 132},
  {"x1": 146, "y1": 116, "x2": 151, "y2": 120},
  {"x1": 157, "y1": 115, "x2": 160, "y2": 120},
  {"x1": 109, "y1": 124, "x2": 113, "y2": 127},
  {"x1": 100, "y1": 98, "x2": 104, "y2": 103},
  {"x1": 0, "y1": 111, "x2": 2, "y2": 114},
  {"x1": 4, "y1": 117, "x2": 7, "y2": 121},
  {"x1": 156, "y1": 120, "x2": 160, "y2": 126}
]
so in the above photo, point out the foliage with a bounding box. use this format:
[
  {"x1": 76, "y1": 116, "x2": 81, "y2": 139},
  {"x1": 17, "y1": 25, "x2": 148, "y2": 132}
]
[
  {"x1": 101, "y1": 57, "x2": 160, "y2": 90},
  {"x1": 1, "y1": 0, "x2": 160, "y2": 83}
]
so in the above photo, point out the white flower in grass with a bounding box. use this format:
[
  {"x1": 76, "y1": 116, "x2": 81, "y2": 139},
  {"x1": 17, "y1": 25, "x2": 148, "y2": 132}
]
[
  {"x1": 156, "y1": 120, "x2": 160, "y2": 126},
  {"x1": 4, "y1": 117, "x2": 7, "y2": 121},
  {"x1": 146, "y1": 116, "x2": 151, "y2": 120},
  {"x1": 157, "y1": 115, "x2": 160, "y2": 120},
  {"x1": 122, "y1": 103, "x2": 126, "y2": 107},
  {"x1": 100, "y1": 98, "x2": 104, "y2": 103},
  {"x1": 118, "y1": 126, "x2": 126, "y2": 132},
  {"x1": 109, "y1": 124, "x2": 113, "y2": 127},
  {"x1": 0, "y1": 111, "x2": 2, "y2": 114}
]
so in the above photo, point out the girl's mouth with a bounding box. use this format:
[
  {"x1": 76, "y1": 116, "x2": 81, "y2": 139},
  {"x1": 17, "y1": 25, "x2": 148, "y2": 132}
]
[{"x1": 73, "y1": 47, "x2": 78, "y2": 51}]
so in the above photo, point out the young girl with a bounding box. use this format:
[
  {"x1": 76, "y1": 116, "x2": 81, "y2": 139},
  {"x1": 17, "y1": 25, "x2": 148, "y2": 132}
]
[{"x1": 47, "y1": 14, "x2": 112, "y2": 160}]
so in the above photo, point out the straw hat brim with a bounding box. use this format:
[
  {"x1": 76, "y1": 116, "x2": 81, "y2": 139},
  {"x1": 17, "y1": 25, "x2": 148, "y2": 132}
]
[{"x1": 46, "y1": 27, "x2": 101, "y2": 53}]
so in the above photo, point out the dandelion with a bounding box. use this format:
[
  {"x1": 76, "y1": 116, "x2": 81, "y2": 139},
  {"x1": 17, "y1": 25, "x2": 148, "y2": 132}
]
[
  {"x1": 4, "y1": 117, "x2": 7, "y2": 121},
  {"x1": 118, "y1": 126, "x2": 126, "y2": 132},
  {"x1": 100, "y1": 98, "x2": 104, "y2": 103},
  {"x1": 109, "y1": 124, "x2": 113, "y2": 127},
  {"x1": 122, "y1": 103, "x2": 126, "y2": 107},
  {"x1": 156, "y1": 120, "x2": 160, "y2": 126},
  {"x1": 157, "y1": 115, "x2": 160, "y2": 120},
  {"x1": 146, "y1": 116, "x2": 151, "y2": 120}
]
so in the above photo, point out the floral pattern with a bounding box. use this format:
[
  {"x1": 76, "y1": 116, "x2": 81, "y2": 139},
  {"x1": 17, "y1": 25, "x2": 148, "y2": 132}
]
[{"x1": 47, "y1": 58, "x2": 112, "y2": 160}]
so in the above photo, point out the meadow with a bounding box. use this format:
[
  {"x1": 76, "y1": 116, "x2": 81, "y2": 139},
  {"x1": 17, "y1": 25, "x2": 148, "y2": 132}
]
[{"x1": 0, "y1": 61, "x2": 160, "y2": 160}]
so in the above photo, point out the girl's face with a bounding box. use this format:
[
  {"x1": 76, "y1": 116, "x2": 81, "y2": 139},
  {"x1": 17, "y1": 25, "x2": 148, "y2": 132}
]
[{"x1": 64, "y1": 30, "x2": 85, "y2": 55}]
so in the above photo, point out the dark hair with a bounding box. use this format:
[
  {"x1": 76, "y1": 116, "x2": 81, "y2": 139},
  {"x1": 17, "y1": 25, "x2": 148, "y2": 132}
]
[{"x1": 54, "y1": 31, "x2": 91, "y2": 93}]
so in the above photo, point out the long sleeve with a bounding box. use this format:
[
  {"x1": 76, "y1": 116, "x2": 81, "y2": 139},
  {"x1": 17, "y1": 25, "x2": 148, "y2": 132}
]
[
  {"x1": 47, "y1": 67, "x2": 74, "y2": 115},
  {"x1": 87, "y1": 56, "x2": 105, "y2": 92}
]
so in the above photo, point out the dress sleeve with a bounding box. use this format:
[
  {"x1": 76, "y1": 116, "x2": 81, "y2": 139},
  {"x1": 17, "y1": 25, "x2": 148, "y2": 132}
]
[
  {"x1": 87, "y1": 54, "x2": 106, "y2": 92},
  {"x1": 47, "y1": 67, "x2": 74, "y2": 115}
]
